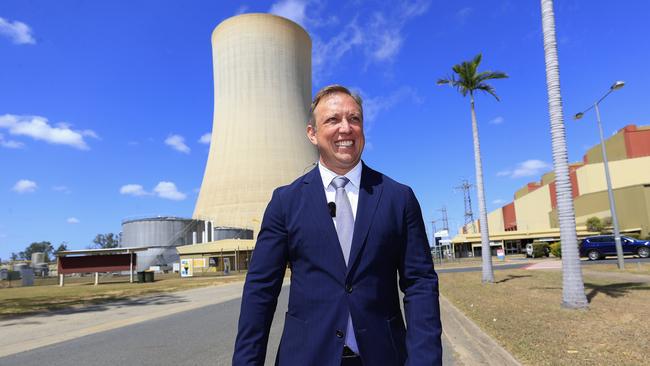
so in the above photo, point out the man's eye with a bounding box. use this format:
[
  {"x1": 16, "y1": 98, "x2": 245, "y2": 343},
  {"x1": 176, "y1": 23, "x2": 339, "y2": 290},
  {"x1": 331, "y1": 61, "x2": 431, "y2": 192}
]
[{"x1": 326, "y1": 118, "x2": 337, "y2": 124}]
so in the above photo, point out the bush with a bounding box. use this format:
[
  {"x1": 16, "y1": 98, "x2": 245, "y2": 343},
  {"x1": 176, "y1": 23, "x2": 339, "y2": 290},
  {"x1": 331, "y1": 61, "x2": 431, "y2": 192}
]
[
  {"x1": 530, "y1": 242, "x2": 550, "y2": 258},
  {"x1": 602, "y1": 216, "x2": 612, "y2": 227},
  {"x1": 626, "y1": 233, "x2": 641, "y2": 240},
  {"x1": 550, "y1": 242, "x2": 561, "y2": 257},
  {"x1": 586, "y1": 217, "x2": 604, "y2": 232}
]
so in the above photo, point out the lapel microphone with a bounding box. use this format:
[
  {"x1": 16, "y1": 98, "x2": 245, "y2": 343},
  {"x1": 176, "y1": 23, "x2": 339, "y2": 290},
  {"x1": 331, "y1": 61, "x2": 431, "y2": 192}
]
[{"x1": 328, "y1": 202, "x2": 336, "y2": 218}]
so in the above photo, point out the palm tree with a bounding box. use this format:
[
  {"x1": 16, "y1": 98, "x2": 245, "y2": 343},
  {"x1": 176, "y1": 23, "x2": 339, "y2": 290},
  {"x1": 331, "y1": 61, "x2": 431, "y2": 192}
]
[
  {"x1": 438, "y1": 54, "x2": 507, "y2": 283},
  {"x1": 540, "y1": 0, "x2": 588, "y2": 308}
]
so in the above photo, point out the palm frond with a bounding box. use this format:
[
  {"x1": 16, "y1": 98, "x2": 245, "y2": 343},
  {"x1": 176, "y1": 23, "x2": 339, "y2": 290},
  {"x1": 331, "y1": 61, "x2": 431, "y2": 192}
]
[
  {"x1": 477, "y1": 83, "x2": 500, "y2": 101},
  {"x1": 476, "y1": 71, "x2": 508, "y2": 83},
  {"x1": 438, "y1": 53, "x2": 506, "y2": 101}
]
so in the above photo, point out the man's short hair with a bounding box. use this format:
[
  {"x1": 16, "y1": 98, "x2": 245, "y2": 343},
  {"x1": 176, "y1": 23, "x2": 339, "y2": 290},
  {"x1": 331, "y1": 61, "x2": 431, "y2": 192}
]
[{"x1": 309, "y1": 85, "x2": 363, "y2": 127}]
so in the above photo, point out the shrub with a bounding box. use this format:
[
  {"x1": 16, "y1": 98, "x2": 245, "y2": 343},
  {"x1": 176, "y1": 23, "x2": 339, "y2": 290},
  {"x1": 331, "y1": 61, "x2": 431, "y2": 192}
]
[
  {"x1": 530, "y1": 242, "x2": 550, "y2": 258},
  {"x1": 602, "y1": 216, "x2": 612, "y2": 227},
  {"x1": 586, "y1": 217, "x2": 604, "y2": 232},
  {"x1": 626, "y1": 233, "x2": 641, "y2": 240},
  {"x1": 550, "y1": 242, "x2": 561, "y2": 257}
]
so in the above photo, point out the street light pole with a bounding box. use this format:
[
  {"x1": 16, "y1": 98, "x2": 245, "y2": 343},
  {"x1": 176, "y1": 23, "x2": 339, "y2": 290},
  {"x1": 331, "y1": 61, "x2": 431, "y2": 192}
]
[
  {"x1": 575, "y1": 81, "x2": 625, "y2": 269},
  {"x1": 594, "y1": 102, "x2": 625, "y2": 269}
]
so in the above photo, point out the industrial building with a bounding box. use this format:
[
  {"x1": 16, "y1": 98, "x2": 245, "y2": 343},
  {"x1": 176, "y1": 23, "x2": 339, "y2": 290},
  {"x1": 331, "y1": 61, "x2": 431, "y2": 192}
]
[
  {"x1": 452, "y1": 124, "x2": 650, "y2": 257},
  {"x1": 120, "y1": 216, "x2": 205, "y2": 271}
]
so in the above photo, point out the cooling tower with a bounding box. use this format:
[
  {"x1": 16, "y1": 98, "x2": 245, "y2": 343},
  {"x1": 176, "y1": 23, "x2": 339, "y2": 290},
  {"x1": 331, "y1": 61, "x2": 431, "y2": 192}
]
[{"x1": 193, "y1": 14, "x2": 317, "y2": 236}]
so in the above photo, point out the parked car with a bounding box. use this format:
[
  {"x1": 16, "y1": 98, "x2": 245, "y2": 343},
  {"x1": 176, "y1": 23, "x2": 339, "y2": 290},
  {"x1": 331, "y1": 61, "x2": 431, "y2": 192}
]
[{"x1": 579, "y1": 235, "x2": 650, "y2": 260}]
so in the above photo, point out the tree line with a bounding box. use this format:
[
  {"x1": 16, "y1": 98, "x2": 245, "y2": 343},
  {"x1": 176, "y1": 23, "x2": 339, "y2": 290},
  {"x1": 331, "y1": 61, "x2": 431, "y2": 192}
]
[{"x1": 9, "y1": 233, "x2": 121, "y2": 262}]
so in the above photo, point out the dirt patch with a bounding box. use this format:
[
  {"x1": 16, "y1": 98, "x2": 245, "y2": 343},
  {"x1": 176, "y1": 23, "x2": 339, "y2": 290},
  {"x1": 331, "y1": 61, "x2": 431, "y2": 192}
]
[
  {"x1": 439, "y1": 269, "x2": 650, "y2": 365},
  {"x1": 0, "y1": 273, "x2": 247, "y2": 318}
]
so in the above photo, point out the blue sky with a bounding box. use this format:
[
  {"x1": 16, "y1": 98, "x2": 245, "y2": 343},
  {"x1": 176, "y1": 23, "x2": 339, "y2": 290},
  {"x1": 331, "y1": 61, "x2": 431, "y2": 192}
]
[{"x1": 1, "y1": 0, "x2": 649, "y2": 259}]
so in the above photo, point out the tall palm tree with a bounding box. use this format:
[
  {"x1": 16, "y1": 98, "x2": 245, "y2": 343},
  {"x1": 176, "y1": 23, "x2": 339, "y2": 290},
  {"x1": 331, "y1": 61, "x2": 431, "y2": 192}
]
[
  {"x1": 438, "y1": 54, "x2": 507, "y2": 283},
  {"x1": 540, "y1": 0, "x2": 588, "y2": 308}
]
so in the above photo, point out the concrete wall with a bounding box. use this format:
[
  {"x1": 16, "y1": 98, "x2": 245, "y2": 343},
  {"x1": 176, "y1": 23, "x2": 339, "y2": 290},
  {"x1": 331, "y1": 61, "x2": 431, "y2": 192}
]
[
  {"x1": 583, "y1": 129, "x2": 627, "y2": 164},
  {"x1": 514, "y1": 184, "x2": 552, "y2": 232},
  {"x1": 549, "y1": 184, "x2": 650, "y2": 237},
  {"x1": 576, "y1": 156, "x2": 650, "y2": 195}
]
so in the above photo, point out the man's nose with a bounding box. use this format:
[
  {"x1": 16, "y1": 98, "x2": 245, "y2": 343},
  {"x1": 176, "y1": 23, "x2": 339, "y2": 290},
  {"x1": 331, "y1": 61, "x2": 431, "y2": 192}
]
[{"x1": 338, "y1": 119, "x2": 352, "y2": 133}]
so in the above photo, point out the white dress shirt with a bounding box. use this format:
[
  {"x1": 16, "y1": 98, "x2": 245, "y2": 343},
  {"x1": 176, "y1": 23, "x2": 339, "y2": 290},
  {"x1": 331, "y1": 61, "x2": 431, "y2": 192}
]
[{"x1": 318, "y1": 161, "x2": 362, "y2": 223}]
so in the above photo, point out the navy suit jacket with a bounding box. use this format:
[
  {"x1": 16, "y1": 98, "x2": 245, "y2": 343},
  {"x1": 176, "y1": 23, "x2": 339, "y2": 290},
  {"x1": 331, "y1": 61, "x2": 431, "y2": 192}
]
[{"x1": 233, "y1": 163, "x2": 442, "y2": 366}]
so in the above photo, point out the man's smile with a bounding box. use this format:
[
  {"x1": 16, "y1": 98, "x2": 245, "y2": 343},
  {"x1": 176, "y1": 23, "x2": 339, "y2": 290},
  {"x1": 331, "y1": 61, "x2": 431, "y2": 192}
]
[{"x1": 335, "y1": 140, "x2": 354, "y2": 147}]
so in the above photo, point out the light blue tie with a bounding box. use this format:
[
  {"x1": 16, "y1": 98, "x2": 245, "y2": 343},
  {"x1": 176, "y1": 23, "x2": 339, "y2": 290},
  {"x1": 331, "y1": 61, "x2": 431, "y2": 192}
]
[{"x1": 331, "y1": 176, "x2": 359, "y2": 354}]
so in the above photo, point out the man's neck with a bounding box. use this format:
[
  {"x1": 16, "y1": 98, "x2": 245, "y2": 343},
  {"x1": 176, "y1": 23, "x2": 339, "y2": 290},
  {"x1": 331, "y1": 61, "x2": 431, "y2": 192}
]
[{"x1": 319, "y1": 159, "x2": 361, "y2": 176}]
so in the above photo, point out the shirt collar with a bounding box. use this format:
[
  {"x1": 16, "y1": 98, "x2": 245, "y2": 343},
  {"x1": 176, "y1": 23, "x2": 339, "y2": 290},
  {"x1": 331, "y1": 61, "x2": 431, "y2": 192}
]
[{"x1": 318, "y1": 160, "x2": 362, "y2": 190}]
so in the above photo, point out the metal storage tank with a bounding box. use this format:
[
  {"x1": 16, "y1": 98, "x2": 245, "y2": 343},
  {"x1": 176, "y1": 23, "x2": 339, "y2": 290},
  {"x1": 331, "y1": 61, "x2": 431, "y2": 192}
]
[
  {"x1": 121, "y1": 216, "x2": 204, "y2": 271},
  {"x1": 193, "y1": 13, "x2": 318, "y2": 237},
  {"x1": 214, "y1": 226, "x2": 254, "y2": 241},
  {"x1": 31, "y1": 252, "x2": 45, "y2": 265}
]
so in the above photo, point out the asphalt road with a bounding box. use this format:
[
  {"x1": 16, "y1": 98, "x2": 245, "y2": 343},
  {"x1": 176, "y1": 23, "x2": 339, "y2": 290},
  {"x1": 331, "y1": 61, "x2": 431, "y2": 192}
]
[{"x1": 0, "y1": 285, "x2": 456, "y2": 366}]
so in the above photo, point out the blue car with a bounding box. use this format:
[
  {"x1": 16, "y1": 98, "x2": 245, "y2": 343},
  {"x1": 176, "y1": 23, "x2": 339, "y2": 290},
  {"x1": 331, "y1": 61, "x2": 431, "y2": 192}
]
[{"x1": 580, "y1": 235, "x2": 650, "y2": 260}]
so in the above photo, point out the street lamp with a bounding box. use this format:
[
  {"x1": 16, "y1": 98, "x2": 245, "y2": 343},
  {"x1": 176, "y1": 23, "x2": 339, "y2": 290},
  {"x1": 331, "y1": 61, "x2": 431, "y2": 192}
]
[{"x1": 574, "y1": 81, "x2": 625, "y2": 269}]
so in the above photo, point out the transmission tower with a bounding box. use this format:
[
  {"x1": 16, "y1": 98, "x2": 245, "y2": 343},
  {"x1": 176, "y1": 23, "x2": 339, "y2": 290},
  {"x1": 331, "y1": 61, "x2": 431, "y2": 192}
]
[
  {"x1": 437, "y1": 206, "x2": 449, "y2": 232},
  {"x1": 455, "y1": 180, "x2": 476, "y2": 233}
]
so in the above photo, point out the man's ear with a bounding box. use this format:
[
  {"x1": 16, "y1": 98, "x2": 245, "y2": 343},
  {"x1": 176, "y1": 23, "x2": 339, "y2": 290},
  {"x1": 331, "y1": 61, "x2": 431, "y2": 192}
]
[{"x1": 307, "y1": 124, "x2": 318, "y2": 146}]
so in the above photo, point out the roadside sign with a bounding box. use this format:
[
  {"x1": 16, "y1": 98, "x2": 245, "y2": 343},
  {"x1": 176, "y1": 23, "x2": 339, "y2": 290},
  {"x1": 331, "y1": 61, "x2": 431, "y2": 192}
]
[{"x1": 180, "y1": 259, "x2": 193, "y2": 277}]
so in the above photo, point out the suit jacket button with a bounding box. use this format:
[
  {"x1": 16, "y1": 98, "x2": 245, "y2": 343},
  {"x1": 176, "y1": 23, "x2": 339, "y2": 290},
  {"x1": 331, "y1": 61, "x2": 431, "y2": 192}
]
[
  {"x1": 345, "y1": 284, "x2": 353, "y2": 293},
  {"x1": 336, "y1": 330, "x2": 344, "y2": 338}
]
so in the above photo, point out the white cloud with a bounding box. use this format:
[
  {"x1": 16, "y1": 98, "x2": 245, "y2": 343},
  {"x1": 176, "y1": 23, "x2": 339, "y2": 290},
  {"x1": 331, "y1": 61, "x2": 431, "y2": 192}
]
[
  {"x1": 0, "y1": 16, "x2": 35, "y2": 45},
  {"x1": 153, "y1": 181, "x2": 186, "y2": 201},
  {"x1": 360, "y1": 87, "x2": 421, "y2": 131},
  {"x1": 66, "y1": 217, "x2": 80, "y2": 224},
  {"x1": 0, "y1": 114, "x2": 97, "y2": 150},
  {"x1": 456, "y1": 7, "x2": 473, "y2": 25},
  {"x1": 492, "y1": 199, "x2": 505, "y2": 205},
  {"x1": 236, "y1": 5, "x2": 249, "y2": 15},
  {"x1": 12, "y1": 179, "x2": 37, "y2": 193},
  {"x1": 120, "y1": 184, "x2": 148, "y2": 196},
  {"x1": 489, "y1": 116, "x2": 504, "y2": 125},
  {"x1": 498, "y1": 159, "x2": 551, "y2": 178},
  {"x1": 312, "y1": 22, "x2": 364, "y2": 79},
  {"x1": 0, "y1": 133, "x2": 24, "y2": 148},
  {"x1": 52, "y1": 185, "x2": 71, "y2": 194},
  {"x1": 165, "y1": 134, "x2": 190, "y2": 154},
  {"x1": 198, "y1": 133, "x2": 211, "y2": 145},
  {"x1": 269, "y1": 0, "x2": 308, "y2": 27},
  {"x1": 312, "y1": 0, "x2": 429, "y2": 79}
]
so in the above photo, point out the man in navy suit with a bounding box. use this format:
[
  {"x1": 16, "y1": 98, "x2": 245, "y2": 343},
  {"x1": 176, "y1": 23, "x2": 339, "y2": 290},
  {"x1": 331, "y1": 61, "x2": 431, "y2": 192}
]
[{"x1": 233, "y1": 85, "x2": 442, "y2": 366}]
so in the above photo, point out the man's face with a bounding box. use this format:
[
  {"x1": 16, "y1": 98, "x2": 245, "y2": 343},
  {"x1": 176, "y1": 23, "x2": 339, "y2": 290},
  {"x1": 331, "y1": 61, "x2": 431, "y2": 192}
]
[{"x1": 307, "y1": 93, "x2": 365, "y2": 175}]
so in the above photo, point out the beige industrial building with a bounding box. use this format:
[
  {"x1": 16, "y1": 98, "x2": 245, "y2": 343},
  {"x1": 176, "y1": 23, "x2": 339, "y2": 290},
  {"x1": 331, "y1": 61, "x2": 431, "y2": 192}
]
[
  {"x1": 452, "y1": 124, "x2": 650, "y2": 257},
  {"x1": 177, "y1": 14, "x2": 318, "y2": 264}
]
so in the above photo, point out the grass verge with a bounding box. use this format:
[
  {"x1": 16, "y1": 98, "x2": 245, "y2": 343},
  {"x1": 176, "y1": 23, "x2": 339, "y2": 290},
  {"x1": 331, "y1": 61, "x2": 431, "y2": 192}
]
[
  {"x1": 0, "y1": 273, "x2": 246, "y2": 319},
  {"x1": 439, "y1": 268, "x2": 650, "y2": 366},
  {"x1": 584, "y1": 261, "x2": 650, "y2": 275}
]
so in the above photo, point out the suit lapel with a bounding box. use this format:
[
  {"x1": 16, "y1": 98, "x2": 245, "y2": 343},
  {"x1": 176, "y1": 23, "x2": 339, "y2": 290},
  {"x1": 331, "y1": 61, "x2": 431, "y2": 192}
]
[
  {"x1": 348, "y1": 163, "x2": 383, "y2": 273},
  {"x1": 302, "y1": 167, "x2": 348, "y2": 273}
]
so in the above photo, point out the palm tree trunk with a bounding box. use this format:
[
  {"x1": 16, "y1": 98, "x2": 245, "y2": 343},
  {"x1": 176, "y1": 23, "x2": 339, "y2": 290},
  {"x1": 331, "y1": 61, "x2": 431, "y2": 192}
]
[
  {"x1": 470, "y1": 94, "x2": 494, "y2": 283},
  {"x1": 540, "y1": 0, "x2": 588, "y2": 308}
]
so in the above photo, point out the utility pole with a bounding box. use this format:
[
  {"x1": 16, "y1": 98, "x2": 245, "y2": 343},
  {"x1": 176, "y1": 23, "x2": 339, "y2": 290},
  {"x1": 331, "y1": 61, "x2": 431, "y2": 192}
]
[
  {"x1": 430, "y1": 220, "x2": 438, "y2": 239},
  {"x1": 455, "y1": 180, "x2": 476, "y2": 233}
]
